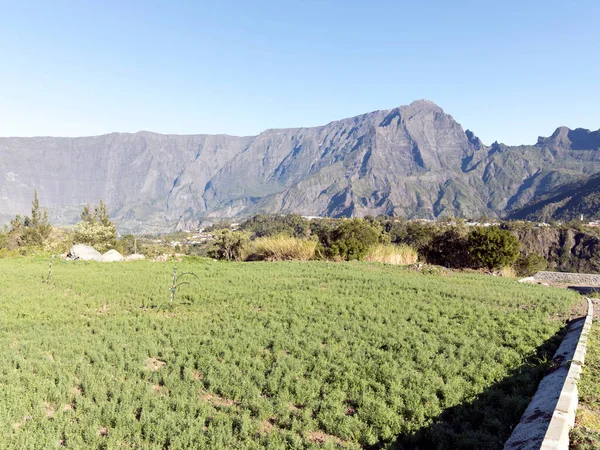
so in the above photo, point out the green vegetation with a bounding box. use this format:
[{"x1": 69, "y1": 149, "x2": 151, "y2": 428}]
[
  {"x1": 239, "y1": 214, "x2": 311, "y2": 238},
  {"x1": 0, "y1": 257, "x2": 577, "y2": 449},
  {"x1": 466, "y1": 226, "x2": 520, "y2": 270},
  {"x1": 571, "y1": 321, "x2": 600, "y2": 449},
  {"x1": 208, "y1": 229, "x2": 250, "y2": 261},
  {"x1": 513, "y1": 253, "x2": 548, "y2": 277},
  {"x1": 1, "y1": 190, "x2": 52, "y2": 252},
  {"x1": 74, "y1": 200, "x2": 117, "y2": 253},
  {"x1": 324, "y1": 218, "x2": 386, "y2": 261}
]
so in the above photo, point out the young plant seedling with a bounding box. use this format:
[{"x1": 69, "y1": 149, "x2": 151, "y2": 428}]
[
  {"x1": 169, "y1": 267, "x2": 199, "y2": 303},
  {"x1": 42, "y1": 256, "x2": 54, "y2": 284}
]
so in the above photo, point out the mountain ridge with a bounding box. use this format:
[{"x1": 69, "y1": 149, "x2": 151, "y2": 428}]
[{"x1": 1, "y1": 100, "x2": 598, "y2": 232}]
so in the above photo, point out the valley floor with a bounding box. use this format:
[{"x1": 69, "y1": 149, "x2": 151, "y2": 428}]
[{"x1": 0, "y1": 258, "x2": 580, "y2": 449}]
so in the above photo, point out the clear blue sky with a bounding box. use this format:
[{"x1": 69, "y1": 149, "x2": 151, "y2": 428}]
[{"x1": 0, "y1": 0, "x2": 598, "y2": 145}]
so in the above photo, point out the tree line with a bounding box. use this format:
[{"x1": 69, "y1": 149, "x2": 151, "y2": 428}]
[{"x1": 208, "y1": 214, "x2": 527, "y2": 273}]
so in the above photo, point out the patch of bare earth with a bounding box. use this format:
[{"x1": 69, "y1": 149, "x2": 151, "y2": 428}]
[
  {"x1": 146, "y1": 357, "x2": 166, "y2": 371},
  {"x1": 289, "y1": 403, "x2": 304, "y2": 414},
  {"x1": 307, "y1": 431, "x2": 346, "y2": 446},
  {"x1": 192, "y1": 371, "x2": 203, "y2": 381},
  {"x1": 71, "y1": 385, "x2": 83, "y2": 396},
  {"x1": 97, "y1": 304, "x2": 110, "y2": 315},
  {"x1": 98, "y1": 426, "x2": 109, "y2": 437},
  {"x1": 12, "y1": 415, "x2": 31, "y2": 430},
  {"x1": 152, "y1": 384, "x2": 170, "y2": 396},
  {"x1": 259, "y1": 418, "x2": 275, "y2": 434},
  {"x1": 45, "y1": 403, "x2": 56, "y2": 419},
  {"x1": 62, "y1": 403, "x2": 74, "y2": 412},
  {"x1": 200, "y1": 390, "x2": 238, "y2": 407}
]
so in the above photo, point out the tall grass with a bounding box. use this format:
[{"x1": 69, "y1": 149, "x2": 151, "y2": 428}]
[
  {"x1": 250, "y1": 235, "x2": 317, "y2": 261},
  {"x1": 365, "y1": 244, "x2": 418, "y2": 265}
]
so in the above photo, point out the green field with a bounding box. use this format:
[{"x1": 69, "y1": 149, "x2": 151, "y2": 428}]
[{"x1": 0, "y1": 258, "x2": 578, "y2": 449}]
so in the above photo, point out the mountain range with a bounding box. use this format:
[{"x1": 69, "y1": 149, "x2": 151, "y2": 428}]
[{"x1": 1, "y1": 100, "x2": 599, "y2": 232}]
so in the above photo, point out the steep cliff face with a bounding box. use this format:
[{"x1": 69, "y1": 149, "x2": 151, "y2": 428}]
[
  {"x1": 1, "y1": 100, "x2": 599, "y2": 232},
  {"x1": 515, "y1": 227, "x2": 600, "y2": 273}
]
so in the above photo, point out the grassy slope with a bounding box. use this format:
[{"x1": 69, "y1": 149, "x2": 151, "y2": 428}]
[
  {"x1": 0, "y1": 258, "x2": 578, "y2": 449},
  {"x1": 571, "y1": 320, "x2": 600, "y2": 449}
]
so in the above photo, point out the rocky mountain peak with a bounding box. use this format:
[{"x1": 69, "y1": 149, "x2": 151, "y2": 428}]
[
  {"x1": 1, "y1": 101, "x2": 600, "y2": 232},
  {"x1": 538, "y1": 126, "x2": 600, "y2": 150}
]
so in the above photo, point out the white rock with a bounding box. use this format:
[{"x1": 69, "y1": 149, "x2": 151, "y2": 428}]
[
  {"x1": 68, "y1": 244, "x2": 102, "y2": 261},
  {"x1": 100, "y1": 249, "x2": 124, "y2": 262}
]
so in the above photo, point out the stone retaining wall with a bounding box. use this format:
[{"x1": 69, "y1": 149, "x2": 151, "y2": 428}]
[
  {"x1": 504, "y1": 298, "x2": 593, "y2": 449},
  {"x1": 533, "y1": 271, "x2": 600, "y2": 286}
]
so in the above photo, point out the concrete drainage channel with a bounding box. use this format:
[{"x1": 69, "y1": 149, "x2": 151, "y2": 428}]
[{"x1": 504, "y1": 297, "x2": 593, "y2": 450}]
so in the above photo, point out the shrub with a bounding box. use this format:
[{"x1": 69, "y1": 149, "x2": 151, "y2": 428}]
[
  {"x1": 251, "y1": 235, "x2": 317, "y2": 261},
  {"x1": 239, "y1": 214, "x2": 311, "y2": 238},
  {"x1": 425, "y1": 226, "x2": 470, "y2": 268},
  {"x1": 365, "y1": 244, "x2": 418, "y2": 265},
  {"x1": 117, "y1": 234, "x2": 144, "y2": 255},
  {"x1": 327, "y1": 219, "x2": 384, "y2": 261},
  {"x1": 208, "y1": 229, "x2": 250, "y2": 261},
  {"x1": 74, "y1": 200, "x2": 117, "y2": 253},
  {"x1": 43, "y1": 227, "x2": 74, "y2": 254},
  {"x1": 467, "y1": 226, "x2": 520, "y2": 270},
  {"x1": 513, "y1": 252, "x2": 548, "y2": 277}
]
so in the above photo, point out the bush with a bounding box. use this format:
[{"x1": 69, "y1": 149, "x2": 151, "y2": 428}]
[
  {"x1": 327, "y1": 219, "x2": 384, "y2": 261},
  {"x1": 239, "y1": 214, "x2": 310, "y2": 238},
  {"x1": 117, "y1": 234, "x2": 144, "y2": 255},
  {"x1": 74, "y1": 200, "x2": 117, "y2": 253},
  {"x1": 425, "y1": 226, "x2": 470, "y2": 268},
  {"x1": 208, "y1": 230, "x2": 250, "y2": 261},
  {"x1": 513, "y1": 252, "x2": 548, "y2": 277},
  {"x1": 250, "y1": 235, "x2": 317, "y2": 261},
  {"x1": 365, "y1": 244, "x2": 418, "y2": 265},
  {"x1": 43, "y1": 227, "x2": 74, "y2": 254},
  {"x1": 467, "y1": 226, "x2": 520, "y2": 270}
]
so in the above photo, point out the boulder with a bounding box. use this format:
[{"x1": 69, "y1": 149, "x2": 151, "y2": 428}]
[
  {"x1": 124, "y1": 253, "x2": 146, "y2": 261},
  {"x1": 100, "y1": 249, "x2": 124, "y2": 262},
  {"x1": 68, "y1": 244, "x2": 102, "y2": 261}
]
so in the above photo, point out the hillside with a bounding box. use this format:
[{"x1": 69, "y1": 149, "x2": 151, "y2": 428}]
[
  {"x1": 1, "y1": 100, "x2": 599, "y2": 232},
  {"x1": 508, "y1": 171, "x2": 600, "y2": 222}
]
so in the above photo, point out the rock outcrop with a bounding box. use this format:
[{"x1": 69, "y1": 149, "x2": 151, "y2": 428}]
[
  {"x1": 68, "y1": 244, "x2": 101, "y2": 261},
  {"x1": 100, "y1": 249, "x2": 124, "y2": 262}
]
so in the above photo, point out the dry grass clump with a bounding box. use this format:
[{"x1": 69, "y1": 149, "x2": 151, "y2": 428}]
[
  {"x1": 499, "y1": 266, "x2": 517, "y2": 278},
  {"x1": 364, "y1": 244, "x2": 418, "y2": 265},
  {"x1": 251, "y1": 235, "x2": 317, "y2": 261}
]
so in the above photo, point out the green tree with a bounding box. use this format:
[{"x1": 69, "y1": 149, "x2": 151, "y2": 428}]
[
  {"x1": 425, "y1": 226, "x2": 470, "y2": 268},
  {"x1": 4, "y1": 191, "x2": 52, "y2": 250},
  {"x1": 467, "y1": 226, "x2": 520, "y2": 270},
  {"x1": 209, "y1": 229, "x2": 249, "y2": 261},
  {"x1": 21, "y1": 190, "x2": 52, "y2": 247},
  {"x1": 74, "y1": 200, "x2": 117, "y2": 253},
  {"x1": 118, "y1": 234, "x2": 143, "y2": 255},
  {"x1": 328, "y1": 218, "x2": 383, "y2": 261}
]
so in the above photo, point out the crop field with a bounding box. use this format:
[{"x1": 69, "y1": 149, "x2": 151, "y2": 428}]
[{"x1": 0, "y1": 258, "x2": 578, "y2": 449}]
